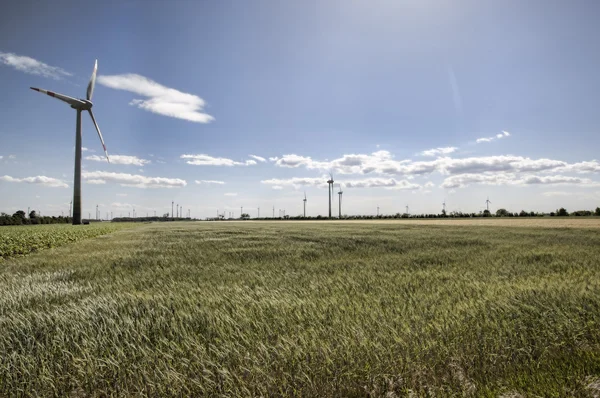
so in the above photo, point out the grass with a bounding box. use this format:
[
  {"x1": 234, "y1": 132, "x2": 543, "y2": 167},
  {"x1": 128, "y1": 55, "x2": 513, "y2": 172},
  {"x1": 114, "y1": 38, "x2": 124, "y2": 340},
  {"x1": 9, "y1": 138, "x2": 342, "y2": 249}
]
[{"x1": 1, "y1": 221, "x2": 600, "y2": 396}]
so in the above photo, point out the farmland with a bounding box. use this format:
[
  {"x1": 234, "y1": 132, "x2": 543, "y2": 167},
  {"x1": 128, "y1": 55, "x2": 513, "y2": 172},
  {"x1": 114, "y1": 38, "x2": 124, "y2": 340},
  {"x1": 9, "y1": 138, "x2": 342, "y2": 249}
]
[
  {"x1": 1, "y1": 220, "x2": 600, "y2": 396},
  {"x1": 0, "y1": 223, "x2": 134, "y2": 259}
]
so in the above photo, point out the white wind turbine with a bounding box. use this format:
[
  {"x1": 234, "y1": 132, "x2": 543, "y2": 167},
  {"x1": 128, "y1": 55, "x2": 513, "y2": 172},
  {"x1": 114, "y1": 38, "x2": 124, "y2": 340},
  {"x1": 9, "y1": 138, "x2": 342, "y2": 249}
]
[
  {"x1": 337, "y1": 184, "x2": 343, "y2": 219},
  {"x1": 303, "y1": 191, "x2": 307, "y2": 218},
  {"x1": 30, "y1": 60, "x2": 109, "y2": 225}
]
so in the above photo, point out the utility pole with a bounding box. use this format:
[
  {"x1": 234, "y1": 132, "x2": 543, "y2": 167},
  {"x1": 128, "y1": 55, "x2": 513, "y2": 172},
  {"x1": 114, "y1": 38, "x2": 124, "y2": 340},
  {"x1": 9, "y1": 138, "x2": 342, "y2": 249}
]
[{"x1": 172, "y1": 201, "x2": 174, "y2": 220}]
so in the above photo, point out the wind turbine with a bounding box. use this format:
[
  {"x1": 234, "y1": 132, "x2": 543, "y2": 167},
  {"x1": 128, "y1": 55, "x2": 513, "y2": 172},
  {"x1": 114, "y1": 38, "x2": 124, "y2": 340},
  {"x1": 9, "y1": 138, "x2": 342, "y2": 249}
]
[
  {"x1": 485, "y1": 197, "x2": 492, "y2": 211},
  {"x1": 442, "y1": 199, "x2": 446, "y2": 213},
  {"x1": 327, "y1": 173, "x2": 334, "y2": 218},
  {"x1": 30, "y1": 60, "x2": 109, "y2": 225},
  {"x1": 405, "y1": 205, "x2": 409, "y2": 215},
  {"x1": 303, "y1": 192, "x2": 307, "y2": 218},
  {"x1": 337, "y1": 184, "x2": 343, "y2": 219}
]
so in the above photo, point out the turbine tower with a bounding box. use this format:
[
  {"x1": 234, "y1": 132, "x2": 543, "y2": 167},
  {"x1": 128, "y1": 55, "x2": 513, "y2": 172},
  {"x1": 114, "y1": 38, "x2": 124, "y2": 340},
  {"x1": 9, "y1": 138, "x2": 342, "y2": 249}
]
[
  {"x1": 442, "y1": 199, "x2": 446, "y2": 213},
  {"x1": 303, "y1": 192, "x2": 307, "y2": 218},
  {"x1": 30, "y1": 60, "x2": 109, "y2": 225},
  {"x1": 337, "y1": 184, "x2": 343, "y2": 219},
  {"x1": 485, "y1": 197, "x2": 492, "y2": 211},
  {"x1": 405, "y1": 205, "x2": 409, "y2": 215},
  {"x1": 327, "y1": 173, "x2": 334, "y2": 218}
]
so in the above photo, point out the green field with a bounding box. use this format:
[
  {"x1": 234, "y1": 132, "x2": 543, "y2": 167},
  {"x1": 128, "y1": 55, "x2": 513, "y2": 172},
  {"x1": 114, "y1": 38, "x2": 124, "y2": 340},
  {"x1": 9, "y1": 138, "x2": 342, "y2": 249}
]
[
  {"x1": 1, "y1": 221, "x2": 600, "y2": 396},
  {"x1": 0, "y1": 223, "x2": 134, "y2": 259}
]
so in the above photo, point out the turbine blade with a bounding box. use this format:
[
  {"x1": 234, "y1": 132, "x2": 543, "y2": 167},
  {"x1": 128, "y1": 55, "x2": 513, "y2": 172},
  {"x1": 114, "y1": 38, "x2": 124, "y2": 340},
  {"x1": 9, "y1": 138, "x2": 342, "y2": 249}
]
[
  {"x1": 88, "y1": 110, "x2": 109, "y2": 163},
  {"x1": 30, "y1": 87, "x2": 84, "y2": 107},
  {"x1": 86, "y1": 60, "x2": 98, "y2": 101}
]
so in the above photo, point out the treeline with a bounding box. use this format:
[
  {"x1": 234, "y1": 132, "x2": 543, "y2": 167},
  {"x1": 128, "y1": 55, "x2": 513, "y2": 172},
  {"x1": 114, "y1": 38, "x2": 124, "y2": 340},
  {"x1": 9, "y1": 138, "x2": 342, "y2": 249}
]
[
  {"x1": 111, "y1": 217, "x2": 194, "y2": 223},
  {"x1": 0, "y1": 210, "x2": 73, "y2": 226},
  {"x1": 208, "y1": 207, "x2": 600, "y2": 220}
]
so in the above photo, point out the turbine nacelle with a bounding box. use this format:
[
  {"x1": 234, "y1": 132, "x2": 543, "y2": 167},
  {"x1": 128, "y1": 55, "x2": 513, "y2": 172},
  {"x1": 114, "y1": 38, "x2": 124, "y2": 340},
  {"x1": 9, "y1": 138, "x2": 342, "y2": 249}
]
[{"x1": 70, "y1": 99, "x2": 93, "y2": 110}]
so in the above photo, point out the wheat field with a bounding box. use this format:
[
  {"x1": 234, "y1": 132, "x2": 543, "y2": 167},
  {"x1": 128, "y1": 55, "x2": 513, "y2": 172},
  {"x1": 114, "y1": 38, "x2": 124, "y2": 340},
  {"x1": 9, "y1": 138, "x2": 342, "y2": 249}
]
[{"x1": 1, "y1": 221, "x2": 599, "y2": 396}]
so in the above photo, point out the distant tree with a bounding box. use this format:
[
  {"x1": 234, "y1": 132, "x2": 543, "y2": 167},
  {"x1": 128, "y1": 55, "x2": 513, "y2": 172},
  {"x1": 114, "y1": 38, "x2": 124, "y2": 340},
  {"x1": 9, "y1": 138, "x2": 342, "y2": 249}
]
[
  {"x1": 596, "y1": 207, "x2": 600, "y2": 216},
  {"x1": 241, "y1": 213, "x2": 250, "y2": 219},
  {"x1": 550, "y1": 212, "x2": 556, "y2": 217},
  {"x1": 482, "y1": 209, "x2": 491, "y2": 217},
  {"x1": 557, "y1": 208, "x2": 569, "y2": 216},
  {"x1": 519, "y1": 210, "x2": 528, "y2": 217},
  {"x1": 29, "y1": 210, "x2": 37, "y2": 219},
  {"x1": 496, "y1": 208, "x2": 509, "y2": 217},
  {"x1": 441, "y1": 209, "x2": 447, "y2": 217}
]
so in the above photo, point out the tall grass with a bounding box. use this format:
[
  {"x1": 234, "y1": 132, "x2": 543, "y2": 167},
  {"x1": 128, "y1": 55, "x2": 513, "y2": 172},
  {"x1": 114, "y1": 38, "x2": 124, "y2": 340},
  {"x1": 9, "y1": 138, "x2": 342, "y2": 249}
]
[{"x1": 1, "y1": 222, "x2": 599, "y2": 396}]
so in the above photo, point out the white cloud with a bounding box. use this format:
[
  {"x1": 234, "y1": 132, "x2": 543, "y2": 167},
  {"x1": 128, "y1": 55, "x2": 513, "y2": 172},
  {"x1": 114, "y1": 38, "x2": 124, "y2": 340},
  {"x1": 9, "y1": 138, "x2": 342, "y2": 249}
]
[
  {"x1": 0, "y1": 52, "x2": 71, "y2": 79},
  {"x1": 424, "y1": 181, "x2": 435, "y2": 188},
  {"x1": 224, "y1": 193, "x2": 238, "y2": 196},
  {"x1": 82, "y1": 171, "x2": 186, "y2": 188},
  {"x1": 261, "y1": 176, "x2": 420, "y2": 190},
  {"x1": 156, "y1": 160, "x2": 166, "y2": 164},
  {"x1": 272, "y1": 151, "x2": 590, "y2": 179},
  {"x1": 86, "y1": 154, "x2": 150, "y2": 166},
  {"x1": 8, "y1": 155, "x2": 16, "y2": 159},
  {"x1": 420, "y1": 147, "x2": 457, "y2": 157},
  {"x1": 86, "y1": 179, "x2": 106, "y2": 185},
  {"x1": 261, "y1": 177, "x2": 327, "y2": 189},
  {"x1": 97, "y1": 74, "x2": 214, "y2": 123},
  {"x1": 269, "y1": 157, "x2": 279, "y2": 162},
  {"x1": 441, "y1": 173, "x2": 595, "y2": 189},
  {"x1": 476, "y1": 130, "x2": 511, "y2": 144},
  {"x1": 116, "y1": 193, "x2": 128, "y2": 197},
  {"x1": 0, "y1": 156, "x2": 3, "y2": 160},
  {"x1": 195, "y1": 180, "x2": 225, "y2": 185},
  {"x1": 249, "y1": 155, "x2": 266, "y2": 162},
  {"x1": 272, "y1": 185, "x2": 283, "y2": 190},
  {"x1": 181, "y1": 154, "x2": 257, "y2": 166},
  {"x1": 82, "y1": 147, "x2": 95, "y2": 152},
  {"x1": 542, "y1": 191, "x2": 575, "y2": 197},
  {"x1": 0, "y1": 175, "x2": 68, "y2": 188}
]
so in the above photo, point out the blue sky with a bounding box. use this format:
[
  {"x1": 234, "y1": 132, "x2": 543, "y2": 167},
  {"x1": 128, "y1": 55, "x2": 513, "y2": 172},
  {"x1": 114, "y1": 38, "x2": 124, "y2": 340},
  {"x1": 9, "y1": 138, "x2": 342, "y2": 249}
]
[{"x1": 1, "y1": 0, "x2": 600, "y2": 218}]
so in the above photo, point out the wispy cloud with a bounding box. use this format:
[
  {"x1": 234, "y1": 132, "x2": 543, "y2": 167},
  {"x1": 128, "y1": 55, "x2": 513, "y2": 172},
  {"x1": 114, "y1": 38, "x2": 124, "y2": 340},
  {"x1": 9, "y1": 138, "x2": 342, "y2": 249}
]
[
  {"x1": 420, "y1": 147, "x2": 457, "y2": 157},
  {"x1": 0, "y1": 175, "x2": 68, "y2": 188},
  {"x1": 261, "y1": 176, "x2": 420, "y2": 190},
  {"x1": 97, "y1": 74, "x2": 214, "y2": 123},
  {"x1": 476, "y1": 131, "x2": 511, "y2": 144},
  {"x1": 0, "y1": 51, "x2": 71, "y2": 79},
  {"x1": 441, "y1": 173, "x2": 595, "y2": 189},
  {"x1": 224, "y1": 192, "x2": 238, "y2": 196},
  {"x1": 249, "y1": 154, "x2": 266, "y2": 162},
  {"x1": 181, "y1": 154, "x2": 257, "y2": 166},
  {"x1": 448, "y1": 65, "x2": 462, "y2": 116},
  {"x1": 195, "y1": 180, "x2": 225, "y2": 185},
  {"x1": 86, "y1": 154, "x2": 150, "y2": 166},
  {"x1": 82, "y1": 171, "x2": 186, "y2": 188}
]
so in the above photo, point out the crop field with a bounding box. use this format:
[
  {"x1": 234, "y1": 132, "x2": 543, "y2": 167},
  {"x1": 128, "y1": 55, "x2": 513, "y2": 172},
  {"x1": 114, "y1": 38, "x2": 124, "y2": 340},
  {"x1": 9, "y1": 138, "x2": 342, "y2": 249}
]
[
  {"x1": 1, "y1": 220, "x2": 600, "y2": 396},
  {"x1": 0, "y1": 223, "x2": 134, "y2": 260}
]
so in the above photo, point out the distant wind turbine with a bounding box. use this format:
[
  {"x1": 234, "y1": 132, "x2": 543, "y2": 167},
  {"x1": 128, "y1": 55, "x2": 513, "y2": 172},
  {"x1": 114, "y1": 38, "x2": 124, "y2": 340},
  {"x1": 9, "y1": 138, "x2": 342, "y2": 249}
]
[
  {"x1": 303, "y1": 191, "x2": 307, "y2": 218},
  {"x1": 486, "y1": 197, "x2": 492, "y2": 211},
  {"x1": 442, "y1": 199, "x2": 446, "y2": 213},
  {"x1": 30, "y1": 60, "x2": 109, "y2": 225},
  {"x1": 337, "y1": 184, "x2": 343, "y2": 219},
  {"x1": 327, "y1": 173, "x2": 334, "y2": 218}
]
